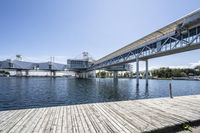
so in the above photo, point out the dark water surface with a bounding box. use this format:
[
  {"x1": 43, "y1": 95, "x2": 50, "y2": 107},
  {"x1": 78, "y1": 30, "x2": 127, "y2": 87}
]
[{"x1": 0, "y1": 77, "x2": 200, "y2": 110}]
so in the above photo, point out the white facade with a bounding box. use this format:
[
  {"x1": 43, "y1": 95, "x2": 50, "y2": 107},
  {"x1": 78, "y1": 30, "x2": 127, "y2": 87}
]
[{"x1": 0, "y1": 69, "x2": 75, "y2": 77}]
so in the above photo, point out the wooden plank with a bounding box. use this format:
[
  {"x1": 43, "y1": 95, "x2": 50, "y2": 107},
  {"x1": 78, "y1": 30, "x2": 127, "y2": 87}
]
[
  {"x1": 5, "y1": 109, "x2": 35, "y2": 133},
  {"x1": 83, "y1": 104, "x2": 108, "y2": 133},
  {"x1": 10, "y1": 108, "x2": 38, "y2": 133},
  {"x1": 42, "y1": 107, "x2": 56, "y2": 133},
  {"x1": 88, "y1": 103, "x2": 122, "y2": 133},
  {"x1": 141, "y1": 99, "x2": 200, "y2": 120},
  {"x1": 95, "y1": 103, "x2": 139, "y2": 133},
  {"x1": 61, "y1": 106, "x2": 67, "y2": 133},
  {"x1": 66, "y1": 106, "x2": 73, "y2": 133},
  {"x1": 73, "y1": 105, "x2": 85, "y2": 133},
  {"x1": 0, "y1": 110, "x2": 23, "y2": 129},
  {"x1": 116, "y1": 101, "x2": 182, "y2": 128},
  {"x1": 51, "y1": 106, "x2": 61, "y2": 133},
  {"x1": 104, "y1": 102, "x2": 157, "y2": 132},
  {"x1": 32, "y1": 108, "x2": 49, "y2": 133},
  {"x1": 78, "y1": 105, "x2": 96, "y2": 133},
  {"x1": 75, "y1": 105, "x2": 89, "y2": 133},
  {"x1": 20, "y1": 108, "x2": 46, "y2": 133},
  {"x1": 37, "y1": 107, "x2": 52, "y2": 133},
  {"x1": 56, "y1": 106, "x2": 63, "y2": 133},
  {"x1": 0, "y1": 95, "x2": 200, "y2": 133}
]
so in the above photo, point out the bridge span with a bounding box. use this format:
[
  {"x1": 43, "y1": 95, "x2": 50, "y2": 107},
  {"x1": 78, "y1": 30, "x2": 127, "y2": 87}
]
[
  {"x1": 89, "y1": 9, "x2": 200, "y2": 86},
  {"x1": 0, "y1": 9, "x2": 200, "y2": 84}
]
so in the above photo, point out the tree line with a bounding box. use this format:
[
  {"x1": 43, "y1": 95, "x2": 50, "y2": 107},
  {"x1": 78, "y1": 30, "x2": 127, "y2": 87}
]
[
  {"x1": 151, "y1": 66, "x2": 200, "y2": 78},
  {"x1": 96, "y1": 65, "x2": 200, "y2": 78}
]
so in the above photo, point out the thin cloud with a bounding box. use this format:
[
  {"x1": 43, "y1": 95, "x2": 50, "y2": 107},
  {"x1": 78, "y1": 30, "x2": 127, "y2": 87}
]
[
  {"x1": 190, "y1": 60, "x2": 200, "y2": 68},
  {"x1": 149, "y1": 65, "x2": 189, "y2": 70}
]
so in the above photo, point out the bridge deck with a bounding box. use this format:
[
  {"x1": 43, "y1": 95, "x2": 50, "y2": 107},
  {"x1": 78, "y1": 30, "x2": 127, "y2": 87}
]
[{"x1": 0, "y1": 95, "x2": 200, "y2": 133}]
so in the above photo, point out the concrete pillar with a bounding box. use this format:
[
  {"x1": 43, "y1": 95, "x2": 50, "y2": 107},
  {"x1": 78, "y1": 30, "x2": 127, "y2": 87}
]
[
  {"x1": 16, "y1": 70, "x2": 22, "y2": 76},
  {"x1": 90, "y1": 71, "x2": 96, "y2": 78},
  {"x1": 50, "y1": 71, "x2": 56, "y2": 77},
  {"x1": 85, "y1": 72, "x2": 88, "y2": 78},
  {"x1": 136, "y1": 57, "x2": 139, "y2": 86},
  {"x1": 82, "y1": 72, "x2": 89, "y2": 78},
  {"x1": 25, "y1": 70, "x2": 29, "y2": 77},
  {"x1": 145, "y1": 59, "x2": 148, "y2": 86},
  {"x1": 113, "y1": 71, "x2": 118, "y2": 79},
  {"x1": 77, "y1": 72, "x2": 89, "y2": 79},
  {"x1": 77, "y1": 73, "x2": 81, "y2": 78},
  {"x1": 82, "y1": 73, "x2": 86, "y2": 78}
]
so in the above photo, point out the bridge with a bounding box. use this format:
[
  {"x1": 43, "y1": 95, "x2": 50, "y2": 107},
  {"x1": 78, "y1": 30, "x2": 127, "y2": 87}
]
[
  {"x1": 88, "y1": 9, "x2": 200, "y2": 86},
  {"x1": 0, "y1": 9, "x2": 200, "y2": 84}
]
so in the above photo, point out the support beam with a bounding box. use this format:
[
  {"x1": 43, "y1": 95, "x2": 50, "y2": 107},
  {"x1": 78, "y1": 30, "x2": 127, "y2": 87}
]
[
  {"x1": 113, "y1": 71, "x2": 118, "y2": 79},
  {"x1": 145, "y1": 59, "x2": 149, "y2": 86},
  {"x1": 136, "y1": 57, "x2": 139, "y2": 86}
]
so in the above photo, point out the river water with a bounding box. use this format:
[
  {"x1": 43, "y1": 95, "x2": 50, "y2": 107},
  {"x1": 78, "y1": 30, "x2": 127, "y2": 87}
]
[{"x1": 0, "y1": 77, "x2": 200, "y2": 110}]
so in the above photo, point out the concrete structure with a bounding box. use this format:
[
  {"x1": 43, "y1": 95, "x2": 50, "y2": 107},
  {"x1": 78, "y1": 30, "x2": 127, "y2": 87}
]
[
  {"x1": 67, "y1": 52, "x2": 94, "y2": 78},
  {"x1": 113, "y1": 71, "x2": 118, "y2": 78},
  {"x1": 145, "y1": 59, "x2": 148, "y2": 85},
  {"x1": 67, "y1": 52, "x2": 132, "y2": 78},
  {"x1": 0, "y1": 58, "x2": 72, "y2": 77}
]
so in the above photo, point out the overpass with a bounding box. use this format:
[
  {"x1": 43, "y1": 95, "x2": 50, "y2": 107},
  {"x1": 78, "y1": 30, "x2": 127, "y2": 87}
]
[{"x1": 89, "y1": 9, "x2": 200, "y2": 86}]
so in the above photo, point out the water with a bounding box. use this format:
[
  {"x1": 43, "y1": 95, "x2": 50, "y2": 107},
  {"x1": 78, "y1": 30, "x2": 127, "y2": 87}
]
[{"x1": 0, "y1": 77, "x2": 200, "y2": 110}]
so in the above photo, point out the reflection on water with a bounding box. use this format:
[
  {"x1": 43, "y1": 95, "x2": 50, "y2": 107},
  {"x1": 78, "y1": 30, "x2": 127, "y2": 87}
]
[{"x1": 0, "y1": 77, "x2": 200, "y2": 110}]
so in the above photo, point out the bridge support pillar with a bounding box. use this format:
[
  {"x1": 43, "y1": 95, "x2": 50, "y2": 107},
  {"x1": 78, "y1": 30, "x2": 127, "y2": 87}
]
[
  {"x1": 77, "y1": 72, "x2": 89, "y2": 79},
  {"x1": 88, "y1": 71, "x2": 96, "y2": 78},
  {"x1": 16, "y1": 70, "x2": 23, "y2": 76},
  {"x1": 25, "y1": 70, "x2": 29, "y2": 77},
  {"x1": 50, "y1": 71, "x2": 56, "y2": 77},
  {"x1": 145, "y1": 59, "x2": 148, "y2": 86},
  {"x1": 113, "y1": 71, "x2": 118, "y2": 79},
  {"x1": 136, "y1": 57, "x2": 139, "y2": 87},
  {"x1": 84, "y1": 72, "x2": 88, "y2": 78}
]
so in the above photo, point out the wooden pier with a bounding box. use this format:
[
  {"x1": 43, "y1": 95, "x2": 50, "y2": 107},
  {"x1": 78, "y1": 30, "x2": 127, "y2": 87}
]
[{"x1": 1, "y1": 95, "x2": 200, "y2": 133}]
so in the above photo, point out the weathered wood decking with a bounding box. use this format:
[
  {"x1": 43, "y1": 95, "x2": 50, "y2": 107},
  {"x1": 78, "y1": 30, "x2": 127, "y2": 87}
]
[{"x1": 0, "y1": 95, "x2": 200, "y2": 133}]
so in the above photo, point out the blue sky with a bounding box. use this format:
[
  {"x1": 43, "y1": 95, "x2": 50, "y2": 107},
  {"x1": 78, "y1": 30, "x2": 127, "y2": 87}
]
[{"x1": 0, "y1": 0, "x2": 200, "y2": 70}]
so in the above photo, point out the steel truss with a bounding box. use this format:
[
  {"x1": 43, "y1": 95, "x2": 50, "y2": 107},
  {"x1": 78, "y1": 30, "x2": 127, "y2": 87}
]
[{"x1": 91, "y1": 26, "x2": 200, "y2": 70}]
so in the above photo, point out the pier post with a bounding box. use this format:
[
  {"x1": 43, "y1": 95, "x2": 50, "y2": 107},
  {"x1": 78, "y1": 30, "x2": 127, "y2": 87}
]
[
  {"x1": 113, "y1": 71, "x2": 118, "y2": 79},
  {"x1": 136, "y1": 57, "x2": 139, "y2": 86},
  {"x1": 145, "y1": 59, "x2": 148, "y2": 86},
  {"x1": 169, "y1": 83, "x2": 173, "y2": 98}
]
